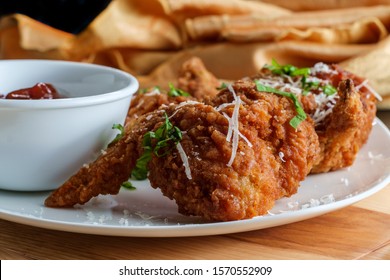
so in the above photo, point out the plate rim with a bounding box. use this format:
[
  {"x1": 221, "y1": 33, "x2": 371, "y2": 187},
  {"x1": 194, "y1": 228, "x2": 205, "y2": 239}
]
[{"x1": 0, "y1": 118, "x2": 389, "y2": 237}]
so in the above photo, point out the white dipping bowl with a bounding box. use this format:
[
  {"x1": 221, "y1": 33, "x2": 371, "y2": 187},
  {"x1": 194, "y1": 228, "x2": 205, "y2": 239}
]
[{"x1": 0, "y1": 59, "x2": 138, "y2": 191}]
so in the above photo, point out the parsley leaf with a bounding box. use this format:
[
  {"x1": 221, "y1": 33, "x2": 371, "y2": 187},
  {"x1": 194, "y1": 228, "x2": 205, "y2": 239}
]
[
  {"x1": 110, "y1": 123, "x2": 125, "y2": 145},
  {"x1": 131, "y1": 148, "x2": 152, "y2": 180},
  {"x1": 265, "y1": 58, "x2": 310, "y2": 77},
  {"x1": 167, "y1": 83, "x2": 190, "y2": 97},
  {"x1": 301, "y1": 77, "x2": 320, "y2": 96},
  {"x1": 265, "y1": 59, "x2": 338, "y2": 97},
  {"x1": 139, "y1": 86, "x2": 161, "y2": 94},
  {"x1": 217, "y1": 82, "x2": 229, "y2": 90},
  {"x1": 255, "y1": 81, "x2": 307, "y2": 129},
  {"x1": 121, "y1": 181, "x2": 136, "y2": 190},
  {"x1": 322, "y1": 84, "x2": 337, "y2": 96},
  {"x1": 131, "y1": 113, "x2": 183, "y2": 180}
]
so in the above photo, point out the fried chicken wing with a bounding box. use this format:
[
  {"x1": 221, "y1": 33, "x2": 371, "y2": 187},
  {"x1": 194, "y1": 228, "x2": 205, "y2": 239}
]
[
  {"x1": 176, "y1": 56, "x2": 220, "y2": 101},
  {"x1": 252, "y1": 62, "x2": 377, "y2": 173},
  {"x1": 310, "y1": 78, "x2": 375, "y2": 173},
  {"x1": 149, "y1": 81, "x2": 319, "y2": 221},
  {"x1": 125, "y1": 57, "x2": 218, "y2": 128},
  {"x1": 310, "y1": 65, "x2": 377, "y2": 173},
  {"x1": 45, "y1": 80, "x2": 319, "y2": 221},
  {"x1": 44, "y1": 108, "x2": 166, "y2": 207},
  {"x1": 125, "y1": 88, "x2": 190, "y2": 129},
  {"x1": 45, "y1": 58, "x2": 377, "y2": 222}
]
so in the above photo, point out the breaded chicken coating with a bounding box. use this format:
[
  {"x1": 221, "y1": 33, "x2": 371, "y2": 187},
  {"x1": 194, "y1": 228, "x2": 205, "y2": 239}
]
[
  {"x1": 45, "y1": 80, "x2": 319, "y2": 221},
  {"x1": 126, "y1": 88, "x2": 190, "y2": 129},
  {"x1": 125, "y1": 57, "x2": 217, "y2": 129},
  {"x1": 149, "y1": 81, "x2": 319, "y2": 221},
  {"x1": 310, "y1": 79, "x2": 376, "y2": 173},
  {"x1": 45, "y1": 59, "x2": 377, "y2": 222},
  {"x1": 176, "y1": 56, "x2": 220, "y2": 101},
  {"x1": 252, "y1": 62, "x2": 377, "y2": 173},
  {"x1": 44, "y1": 114, "x2": 147, "y2": 207}
]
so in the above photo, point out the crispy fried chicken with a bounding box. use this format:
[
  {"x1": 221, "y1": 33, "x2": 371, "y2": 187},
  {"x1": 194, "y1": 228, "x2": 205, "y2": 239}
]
[
  {"x1": 45, "y1": 80, "x2": 319, "y2": 221},
  {"x1": 45, "y1": 58, "x2": 377, "y2": 221},
  {"x1": 148, "y1": 82, "x2": 319, "y2": 221},
  {"x1": 176, "y1": 56, "x2": 220, "y2": 101},
  {"x1": 252, "y1": 62, "x2": 377, "y2": 173},
  {"x1": 125, "y1": 56, "x2": 219, "y2": 129}
]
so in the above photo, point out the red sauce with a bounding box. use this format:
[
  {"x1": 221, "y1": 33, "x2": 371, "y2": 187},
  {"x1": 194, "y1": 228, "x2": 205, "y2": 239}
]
[{"x1": 1, "y1": 83, "x2": 63, "y2": 100}]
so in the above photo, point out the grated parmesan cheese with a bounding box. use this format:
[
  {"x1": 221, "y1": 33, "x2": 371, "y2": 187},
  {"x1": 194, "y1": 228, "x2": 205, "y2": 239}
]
[
  {"x1": 259, "y1": 62, "x2": 353, "y2": 126},
  {"x1": 119, "y1": 218, "x2": 129, "y2": 226},
  {"x1": 168, "y1": 101, "x2": 202, "y2": 120},
  {"x1": 279, "y1": 151, "x2": 286, "y2": 162},
  {"x1": 226, "y1": 84, "x2": 242, "y2": 167},
  {"x1": 144, "y1": 87, "x2": 161, "y2": 96},
  {"x1": 218, "y1": 87, "x2": 254, "y2": 167},
  {"x1": 215, "y1": 102, "x2": 235, "y2": 111},
  {"x1": 341, "y1": 177, "x2": 350, "y2": 186},
  {"x1": 135, "y1": 98, "x2": 144, "y2": 109},
  {"x1": 311, "y1": 92, "x2": 339, "y2": 125},
  {"x1": 176, "y1": 142, "x2": 192, "y2": 180},
  {"x1": 355, "y1": 79, "x2": 383, "y2": 101},
  {"x1": 320, "y1": 194, "x2": 335, "y2": 204},
  {"x1": 175, "y1": 100, "x2": 202, "y2": 109},
  {"x1": 311, "y1": 62, "x2": 338, "y2": 75},
  {"x1": 134, "y1": 211, "x2": 158, "y2": 220},
  {"x1": 222, "y1": 112, "x2": 233, "y2": 142}
]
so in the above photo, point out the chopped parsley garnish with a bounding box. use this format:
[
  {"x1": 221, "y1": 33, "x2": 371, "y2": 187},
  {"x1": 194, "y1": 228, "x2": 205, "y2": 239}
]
[
  {"x1": 322, "y1": 84, "x2": 337, "y2": 96},
  {"x1": 138, "y1": 88, "x2": 149, "y2": 94},
  {"x1": 110, "y1": 123, "x2": 125, "y2": 145},
  {"x1": 217, "y1": 82, "x2": 229, "y2": 90},
  {"x1": 167, "y1": 83, "x2": 190, "y2": 97},
  {"x1": 301, "y1": 77, "x2": 337, "y2": 96},
  {"x1": 265, "y1": 58, "x2": 310, "y2": 77},
  {"x1": 255, "y1": 81, "x2": 307, "y2": 129},
  {"x1": 131, "y1": 113, "x2": 183, "y2": 180},
  {"x1": 265, "y1": 59, "x2": 337, "y2": 96},
  {"x1": 139, "y1": 86, "x2": 160, "y2": 94},
  {"x1": 301, "y1": 76, "x2": 320, "y2": 95},
  {"x1": 121, "y1": 181, "x2": 136, "y2": 190}
]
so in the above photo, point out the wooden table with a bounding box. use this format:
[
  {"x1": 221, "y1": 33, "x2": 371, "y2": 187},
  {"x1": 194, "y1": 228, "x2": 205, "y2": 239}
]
[{"x1": 1, "y1": 112, "x2": 389, "y2": 260}]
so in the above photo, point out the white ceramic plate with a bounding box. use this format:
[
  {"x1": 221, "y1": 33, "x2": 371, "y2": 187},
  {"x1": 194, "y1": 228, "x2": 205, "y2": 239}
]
[{"x1": 0, "y1": 119, "x2": 389, "y2": 237}]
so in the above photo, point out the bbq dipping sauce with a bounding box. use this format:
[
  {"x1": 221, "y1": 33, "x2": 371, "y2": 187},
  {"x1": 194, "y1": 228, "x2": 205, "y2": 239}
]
[{"x1": 1, "y1": 82, "x2": 64, "y2": 99}]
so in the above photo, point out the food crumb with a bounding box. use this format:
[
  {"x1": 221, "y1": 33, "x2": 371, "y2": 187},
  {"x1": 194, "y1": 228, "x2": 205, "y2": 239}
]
[{"x1": 320, "y1": 193, "x2": 335, "y2": 204}]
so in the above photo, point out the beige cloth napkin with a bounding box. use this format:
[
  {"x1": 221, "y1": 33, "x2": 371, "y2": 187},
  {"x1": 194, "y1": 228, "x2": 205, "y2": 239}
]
[{"x1": 1, "y1": 0, "x2": 389, "y2": 108}]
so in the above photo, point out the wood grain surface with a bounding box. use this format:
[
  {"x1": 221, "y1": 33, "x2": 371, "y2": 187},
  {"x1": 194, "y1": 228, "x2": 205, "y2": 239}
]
[{"x1": 0, "y1": 112, "x2": 389, "y2": 260}]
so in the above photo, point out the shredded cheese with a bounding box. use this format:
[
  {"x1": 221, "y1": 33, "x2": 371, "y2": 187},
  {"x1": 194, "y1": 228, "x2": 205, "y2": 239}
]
[
  {"x1": 176, "y1": 142, "x2": 192, "y2": 180},
  {"x1": 175, "y1": 100, "x2": 202, "y2": 109},
  {"x1": 217, "y1": 85, "x2": 254, "y2": 167},
  {"x1": 260, "y1": 62, "x2": 381, "y2": 126},
  {"x1": 144, "y1": 87, "x2": 161, "y2": 96},
  {"x1": 355, "y1": 79, "x2": 383, "y2": 101},
  {"x1": 311, "y1": 62, "x2": 338, "y2": 75},
  {"x1": 320, "y1": 194, "x2": 335, "y2": 204},
  {"x1": 222, "y1": 112, "x2": 233, "y2": 142},
  {"x1": 135, "y1": 98, "x2": 144, "y2": 109},
  {"x1": 238, "y1": 131, "x2": 253, "y2": 147},
  {"x1": 226, "y1": 85, "x2": 242, "y2": 167},
  {"x1": 279, "y1": 151, "x2": 286, "y2": 162},
  {"x1": 311, "y1": 92, "x2": 339, "y2": 125},
  {"x1": 258, "y1": 62, "x2": 347, "y2": 126},
  {"x1": 168, "y1": 101, "x2": 202, "y2": 120},
  {"x1": 215, "y1": 102, "x2": 235, "y2": 111}
]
